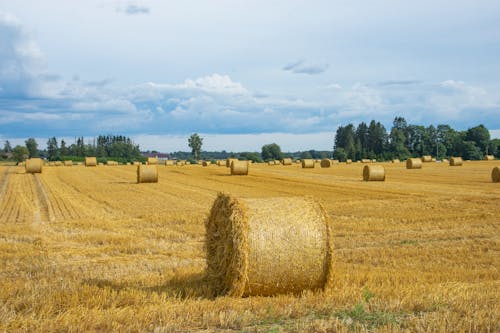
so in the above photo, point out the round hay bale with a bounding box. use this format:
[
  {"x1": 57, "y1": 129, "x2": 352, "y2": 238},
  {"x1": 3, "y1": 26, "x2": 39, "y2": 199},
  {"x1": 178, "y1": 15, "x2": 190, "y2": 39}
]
[
  {"x1": 346, "y1": 159, "x2": 352, "y2": 164},
  {"x1": 25, "y1": 158, "x2": 43, "y2": 173},
  {"x1": 48, "y1": 162, "x2": 55, "y2": 166},
  {"x1": 147, "y1": 157, "x2": 158, "y2": 165},
  {"x1": 54, "y1": 161, "x2": 63, "y2": 166},
  {"x1": 421, "y1": 155, "x2": 432, "y2": 163},
  {"x1": 176, "y1": 160, "x2": 186, "y2": 166},
  {"x1": 226, "y1": 158, "x2": 237, "y2": 168},
  {"x1": 363, "y1": 165, "x2": 385, "y2": 181},
  {"x1": 137, "y1": 165, "x2": 158, "y2": 183},
  {"x1": 231, "y1": 160, "x2": 249, "y2": 175},
  {"x1": 107, "y1": 160, "x2": 118, "y2": 166},
  {"x1": 164, "y1": 160, "x2": 174, "y2": 166},
  {"x1": 442, "y1": 158, "x2": 449, "y2": 163},
  {"x1": 431, "y1": 158, "x2": 436, "y2": 162},
  {"x1": 320, "y1": 159, "x2": 332, "y2": 168},
  {"x1": 281, "y1": 158, "x2": 292, "y2": 165},
  {"x1": 492, "y1": 166, "x2": 500, "y2": 182},
  {"x1": 64, "y1": 160, "x2": 73, "y2": 166},
  {"x1": 267, "y1": 161, "x2": 275, "y2": 166},
  {"x1": 273, "y1": 160, "x2": 280, "y2": 165},
  {"x1": 392, "y1": 159, "x2": 400, "y2": 163},
  {"x1": 406, "y1": 158, "x2": 422, "y2": 169},
  {"x1": 450, "y1": 157, "x2": 463, "y2": 166},
  {"x1": 302, "y1": 159, "x2": 315, "y2": 168},
  {"x1": 85, "y1": 157, "x2": 97, "y2": 167},
  {"x1": 296, "y1": 160, "x2": 301, "y2": 164},
  {"x1": 203, "y1": 161, "x2": 211, "y2": 167},
  {"x1": 133, "y1": 161, "x2": 141, "y2": 166},
  {"x1": 371, "y1": 159, "x2": 377, "y2": 163},
  {"x1": 361, "y1": 159, "x2": 371, "y2": 163},
  {"x1": 98, "y1": 162, "x2": 104, "y2": 166},
  {"x1": 485, "y1": 155, "x2": 495, "y2": 161},
  {"x1": 205, "y1": 193, "x2": 333, "y2": 297}
]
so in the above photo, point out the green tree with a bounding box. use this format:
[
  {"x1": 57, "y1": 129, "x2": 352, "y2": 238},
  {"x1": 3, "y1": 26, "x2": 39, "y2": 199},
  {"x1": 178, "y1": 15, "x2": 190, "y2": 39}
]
[
  {"x1": 25, "y1": 138, "x2": 38, "y2": 158},
  {"x1": 466, "y1": 125, "x2": 490, "y2": 154},
  {"x1": 300, "y1": 151, "x2": 312, "y2": 159},
  {"x1": 461, "y1": 141, "x2": 482, "y2": 160},
  {"x1": 12, "y1": 145, "x2": 29, "y2": 163},
  {"x1": 3, "y1": 140, "x2": 12, "y2": 153},
  {"x1": 334, "y1": 124, "x2": 356, "y2": 159},
  {"x1": 188, "y1": 133, "x2": 203, "y2": 160},
  {"x1": 261, "y1": 143, "x2": 283, "y2": 161},
  {"x1": 60, "y1": 139, "x2": 68, "y2": 156},
  {"x1": 47, "y1": 137, "x2": 59, "y2": 161}
]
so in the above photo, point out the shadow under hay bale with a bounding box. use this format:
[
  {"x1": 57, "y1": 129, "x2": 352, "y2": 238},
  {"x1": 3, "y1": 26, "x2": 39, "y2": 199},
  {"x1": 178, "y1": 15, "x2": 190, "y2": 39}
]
[{"x1": 205, "y1": 193, "x2": 333, "y2": 297}]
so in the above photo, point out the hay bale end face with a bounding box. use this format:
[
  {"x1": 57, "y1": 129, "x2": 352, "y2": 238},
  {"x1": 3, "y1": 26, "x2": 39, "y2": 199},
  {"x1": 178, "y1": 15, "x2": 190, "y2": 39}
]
[
  {"x1": 406, "y1": 158, "x2": 422, "y2": 169},
  {"x1": 205, "y1": 193, "x2": 333, "y2": 297},
  {"x1": 320, "y1": 159, "x2": 332, "y2": 168},
  {"x1": 450, "y1": 157, "x2": 463, "y2": 166},
  {"x1": 363, "y1": 165, "x2": 385, "y2": 181},
  {"x1": 231, "y1": 160, "x2": 249, "y2": 175},
  {"x1": 25, "y1": 158, "x2": 43, "y2": 173},
  {"x1": 492, "y1": 166, "x2": 500, "y2": 182},
  {"x1": 422, "y1": 155, "x2": 432, "y2": 162},
  {"x1": 85, "y1": 157, "x2": 97, "y2": 167},
  {"x1": 281, "y1": 158, "x2": 292, "y2": 165},
  {"x1": 302, "y1": 159, "x2": 315, "y2": 168},
  {"x1": 137, "y1": 165, "x2": 158, "y2": 183}
]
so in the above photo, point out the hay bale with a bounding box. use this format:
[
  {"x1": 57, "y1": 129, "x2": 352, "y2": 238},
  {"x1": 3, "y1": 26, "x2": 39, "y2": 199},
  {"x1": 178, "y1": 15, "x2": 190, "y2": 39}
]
[
  {"x1": 231, "y1": 160, "x2": 249, "y2": 175},
  {"x1": 137, "y1": 165, "x2": 158, "y2": 183},
  {"x1": 363, "y1": 165, "x2": 385, "y2": 181},
  {"x1": 431, "y1": 158, "x2": 436, "y2": 162},
  {"x1": 226, "y1": 158, "x2": 237, "y2": 168},
  {"x1": 320, "y1": 159, "x2": 332, "y2": 168},
  {"x1": 133, "y1": 161, "x2": 141, "y2": 166},
  {"x1": 205, "y1": 193, "x2": 333, "y2": 297},
  {"x1": 332, "y1": 159, "x2": 340, "y2": 164},
  {"x1": 346, "y1": 159, "x2": 352, "y2": 164},
  {"x1": 302, "y1": 159, "x2": 315, "y2": 168},
  {"x1": 85, "y1": 157, "x2": 97, "y2": 167},
  {"x1": 147, "y1": 157, "x2": 158, "y2": 165},
  {"x1": 406, "y1": 158, "x2": 422, "y2": 169},
  {"x1": 442, "y1": 158, "x2": 449, "y2": 163},
  {"x1": 54, "y1": 161, "x2": 63, "y2": 166},
  {"x1": 485, "y1": 155, "x2": 495, "y2": 161},
  {"x1": 492, "y1": 166, "x2": 500, "y2": 182},
  {"x1": 267, "y1": 161, "x2": 275, "y2": 166},
  {"x1": 48, "y1": 162, "x2": 55, "y2": 166},
  {"x1": 203, "y1": 161, "x2": 211, "y2": 166},
  {"x1": 164, "y1": 160, "x2": 174, "y2": 166},
  {"x1": 421, "y1": 155, "x2": 432, "y2": 162},
  {"x1": 25, "y1": 158, "x2": 43, "y2": 173},
  {"x1": 64, "y1": 160, "x2": 73, "y2": 166},
  {"x1": 281, "y1": 158, "x2": 292, "y2": 165},
  {"x1": 273, "y1": 160, "x2": 280, "y2": 165},
  {"x1": 361, "y1": 159, "x2": 371, "y2": 163},
  {"x1": 296, "y1": 160, "x2": 301, "y2": 164},
  {"x1": 107, "y1": 160, "x2": 118, "y2": 166},
  {"x1": 176, "y1": 160, "x2": 186, "y2": 166},
  {"x1": 392, "y1": 159, "x2": 400, "y2": 163},
  {"x1": 450, "y1": 157, "x2": 463, "y2": 166},
  {"x1": 372, "y1": 159, "x2": 377, "y2": 163}
]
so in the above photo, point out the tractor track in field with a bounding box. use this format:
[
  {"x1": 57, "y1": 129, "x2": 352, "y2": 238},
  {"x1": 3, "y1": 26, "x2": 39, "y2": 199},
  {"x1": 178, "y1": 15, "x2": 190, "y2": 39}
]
[
  {"x1": 32, "y1": 173, "x2": 55, "y2": 223},
  {"x1": 0, "y1": 166, "x2": 11, "y2": 199}
]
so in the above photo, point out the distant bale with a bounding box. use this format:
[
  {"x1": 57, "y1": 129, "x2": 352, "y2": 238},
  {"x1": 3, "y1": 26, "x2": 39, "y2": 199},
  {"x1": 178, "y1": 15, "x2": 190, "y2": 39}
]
[
  {"x1": 177, "y1": 160, "x2": 186, "y2": 166},
  {"x1": 281, "y1": 158, "x2": 293, "y2": 165},
  {"x1": 485, "y1": 155, "x2": 495, "y2": 161},
  {"x1": 98, "y1": 162, "x2": 104, "y2": 166},
  {"x1": 203, "y1": 161, "x2": 211, "y2": 167},
  {"x1": 133, "y1": 161, "x2": 141, "y2": 166},
  {"x1": 48, "y1": 162, "x2": 55, "y2": 166},
  {"x1": 25, "y1": 158, "x2": 43, "y2": 173},
  {"x1": 226, "y1": 158, "x2": 238, "y2": 168},
  {"x1": 274, "y1": 160, "x2": 281, "y2": 165},
  {"x1": 392, "y1": 159, "x2": 400, "y2": 163},
  {"x1": 85, "y1": 157, "x2": 97, "y2": 167},
  {"x1": 332, "y1": 159, "x2": 340, "y2": 164},
  {"x1": 372, "y1": 159, "x2": 377, "y2": 163},
  {"x1": 64, "y1": 160, "x2": 73, "y2": 166},
  {"x1": 165, "y1": 160, "x2": 175, "y2": 166},
  {"x1": 205, "y1": 193, "x2": 333, "y2": 297},
  {"x1": 147, "y1": 157, "x2": 158, "y2": 165},
  {"x1": 361, "y1": 159, "x2": 371, "y2": 163},
  {"x1": 186, "y1": 161, "x2": 191, "y2": 165},
  {"x1": 137, "y1": 165, "x2": 158, "y2": 183},
  {"x1": 442, "y1": 158, "x2": 449, "y2": 163},
  {"x1": 406, "y1": 158, "x2": 422, "y2": 169},
  {"x1": 268, "y1": 161, "x2": 275, "y2": 166},
  {"x1": 296, "y1": 160, "x2": 301, "y2": 164},
  {"x1": 492, "y1": 166, "x2": 500, "y2": 182},
  {"x1": 421, "y1": 155, "x2": 432, "y2": 163},
  {"x1": 450, "y1": 157, "x2": 463, "y2": 166},
  {"x1": 76, "y1": 162, "x2": 83, "y2": 166},
  {"x1": 231, "y1": 160, "x2": 249, "y2": 175},
  {"x1": 431, "y1": 158, "x2": 436, "y2": 162},
  {"x1": 54, "y1": 161, "x2": 63, "y2": 166},
  {"x1": 346, "y1": 159, "x2": 352, "y2": 164},
  {"x1": 320, "y1": 159, "x2": 332, "y2": 168},
  {"x1": 363, "y1": 165, "x2": 385, "y2": 181},
  {"x1": 107, "y1": 160, "x2": 118, "y2": 166},
  {"x1": 216, "y1": 160, "x2": 224, "y2": 166},
  {"x1": 302, "y1": 159, "x2": 315, "y2": 168}
]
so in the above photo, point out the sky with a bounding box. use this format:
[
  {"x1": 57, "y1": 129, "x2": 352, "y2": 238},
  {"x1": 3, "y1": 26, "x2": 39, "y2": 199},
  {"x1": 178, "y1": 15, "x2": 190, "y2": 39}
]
[{"x1": 1, "y1": 0, "x2": 499, "y2": 152}]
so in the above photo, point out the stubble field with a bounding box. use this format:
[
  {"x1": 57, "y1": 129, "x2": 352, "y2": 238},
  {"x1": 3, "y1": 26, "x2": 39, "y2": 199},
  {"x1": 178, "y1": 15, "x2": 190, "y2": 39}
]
[{"x1": 0, "y1": 161, "x2": 498, "y2": 332}]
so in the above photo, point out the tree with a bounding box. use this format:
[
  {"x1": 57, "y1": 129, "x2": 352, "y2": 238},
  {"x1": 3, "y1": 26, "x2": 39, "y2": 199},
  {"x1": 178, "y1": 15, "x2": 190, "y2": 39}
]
[
  {"x1": 466, "y1": 125, "x2": 490, "y2": 154},
  {"x1": 60, "y1": 139, "x2": 68, "y2": 156},
  {"x1": 334, "y1": 124, "x2": 356, "y2": 159},
  {"x1": 47, "y1": 137, "x2": 59, "y2": 161},
  {"x1": 12, "y1": 145, "x2": 29, "y2": 163},
  {"x1": 188, "y1": 133, "x2": 203, "y2": 160},
  {"x1": 25, "y1": 138, "x2": 38, "y2": 158},
  {"x1": 261, "y1": 143, "x2": 283, "y2": 161},
  {"x1": 3, "y1": 140, "x2": 12, "y2": 153}
]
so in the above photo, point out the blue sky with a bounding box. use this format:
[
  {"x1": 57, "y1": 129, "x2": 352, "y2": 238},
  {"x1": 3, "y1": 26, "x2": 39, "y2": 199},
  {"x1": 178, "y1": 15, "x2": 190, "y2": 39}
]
[{"x1": 1, "y1": 0, "x2": 499, "y2": 151}]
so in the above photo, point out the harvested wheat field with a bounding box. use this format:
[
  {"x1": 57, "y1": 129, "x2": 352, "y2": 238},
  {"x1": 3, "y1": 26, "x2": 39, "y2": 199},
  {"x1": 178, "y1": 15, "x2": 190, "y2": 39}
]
[{"x1": 0, "y1": 161, "x2": 499, "y2": 332}]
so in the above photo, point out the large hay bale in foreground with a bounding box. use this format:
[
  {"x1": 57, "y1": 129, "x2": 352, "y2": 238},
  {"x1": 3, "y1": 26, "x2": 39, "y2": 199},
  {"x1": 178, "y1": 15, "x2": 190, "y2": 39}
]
[
  {"x1": 492, "y1": 166, "x2": 500, "y2": 182},
  {"x1": 64, "y1": 160, "x2": 73, "y2": 166},
  {"x1": 147, "y1": 157, "x2": 158, "y2": 165},
  {"x1": 450, "y1": 157, "x2": 463, "y2": 166},
  {"x1": 363, "y1": 165, "x2": 385, "y2": 181},
  {"x1": 85, "y1": 157, "x2": 97, "y2": 167},
  {"x1": 205, "y1": 193, "x2": 333, "y2": 297},
  {"x1": 137, "y1": 165, "x2": 158, "y2": 183},
  {"x1": 421, "y1": 155, "x2": 432, "y2": 163},
  {"x1": 485, "y1": 155, "x2": 495, "y2": 161},
  {"x1": 406, "y1": 158, "x2": 422, "y2": 169},
  {"x1": 25, "y1": 158, "x2": 43, "y2": 173},
  {"x1": 302, "y1": 159, "x2": 315, "y2": 168},
  {"x1": 281, "y1": 158, "x2": 292, "y2": 165},
  {"x1": 320, "y1": 159, "x2": 332, "y2": 168},
  {"x1": 231, "y1": 160, "x2": 249, "y2": 175},
  {"x1": 361, "y1": 159, "x2": 371, "y2": 163}
]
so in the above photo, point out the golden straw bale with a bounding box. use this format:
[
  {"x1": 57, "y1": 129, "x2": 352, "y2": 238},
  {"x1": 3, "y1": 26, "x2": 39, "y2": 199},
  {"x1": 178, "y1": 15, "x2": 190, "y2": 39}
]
[
  {"x1": 346, "y1": 159, "x2": 352, "y2": 164},
  {"x1": 85, "y1": 157, "x2": 97, "y2": 167},
  {"x1": 442, "y1": 158, "x2": 449, "y2": 163},
  {"x1": 107, "y1": 160, "x2": 118, "y2": 166},
  {"x1": 372, "y1": 159, "x2": 377, "y2": 163},
  {"x1": 98, "y1": 162, "x2": 104, "y2": 166},
  {"x1": 133, "y1": 161, "x2": 141, "y2": 166},
  {"x1": 320, "y1": 159, "x2": 332, "y2": 168},
  {"x1": 431, "y1": 158, "x2": 436, "y2": 162},
  {"x1": 268, "y1": 161, "x2": 275, "y2": 166},
  {"x1": 126, "y1": 162, "x2": 131, "y2": 165},
  {"x1": 54, "y1": 161, "x2": 62, "y2": 166},
  {"x1": 231, "y1": 160, "x2": 249, "y2": 175},
  {"x1": 296, "y1": 160, "x2": 301, "y2": 164},
  {"x1": 48, "y1": 162, "x2": 55, "y2": 166},
  {"x1": 492, "y1": 166, "x2": 500, "y2": 182},
  {"x1": 392, "y1": 159, "x2": 400, "y2": 163},
  {"x1": 25, "y1": 158, "x2": 43, "y2": 173},
  {"x1": 226, "y1": 158, "x2": 237, "y2": 167},
  {"x1": 450, "y1": 157, "x2": 463, "y2": 166},
  {"x1": 176, "y1": 160, "x2": 186, "y2": 166},
  {"x1": 147, "y1": 157, "x2": 158, "y2": 165},
  {"x1": 281, "y1": 158, "x2": 292, "y2": 165},
  {"x1": 205, "y1": 193, "x2": 333, "y2": 297},
  {"x1": 137, "y1": 164, "x2": 158, "y2": 183},
  {"x1": 363, "y1": 165, "x2": 385, "y2": 181},
  {"x1": 421, "y1": 155, "x2": 432, "y2": 162},
  {"x1": 64, "y1": 160, "x2": 73, "y2": 166},
  {"x1": 332, "y1": 159, "x2": 340, "y2": 164},
  {"x1": 361, "y1": 159, "x2": 371, "y2": 163},
  {"x1": 165, "y1": 160, "x2": 175, "y2": 166},
  {"x1": 186, "y1": 161, "x2": 191, "y2": 165},
  {"x1": 203, "y1": 161, "x2": 211, "y2": 166},
  {"x1": 302, "y1": 159, "x2": 315, "y2": 168},
  {"x1": 272, "y1": 160, "x2": 279, "y2": 165},
  {"x1": 485, "y1": 155, "x2": 495, "y2": 161},
  {"x1": 406, "y1": 158, "x2": 422, "y2": 169}
]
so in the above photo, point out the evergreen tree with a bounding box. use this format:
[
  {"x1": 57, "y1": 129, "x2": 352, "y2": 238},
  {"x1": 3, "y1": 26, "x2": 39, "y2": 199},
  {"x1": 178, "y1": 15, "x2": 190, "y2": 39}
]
[{"x1": 25, "y1": 138, "x2": 39, "y2": 158}]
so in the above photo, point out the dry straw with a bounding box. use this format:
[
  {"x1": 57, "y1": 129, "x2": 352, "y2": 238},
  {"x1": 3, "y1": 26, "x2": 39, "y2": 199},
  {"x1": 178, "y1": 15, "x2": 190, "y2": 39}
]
[
  {"x1": 137, "y1": 165, "x2": 158, "y2": 183},
  {"x1": 320, "y1": 159, "x2": 332, "y2": 168},
  {"x1": 147, "y1": 157, "x2": 158, "y2": 165},
  {"x1": 363, "y1": 165, "x2": 385, "y2": 181},
  {"x1": 64, "y1": 160, "x2": 73, "y2": 166},
  {"x1": 85, "y1": 157, "x2": 97, "y2": 167},
  {"x1": 48, "y1": 162, "x2": 55, "y2": 166},
  {"x1": 422, "y1": 155, "x2": 432, "y2": 162},
  {"x1": 205, "y1": 193, "x2": 333, "y2": 297},
  {"x1": 346, "y1": 159, "x2": 352, "y2": 164},
  {"x1": 25, "y1": 158, "x2": 43, "y2": 173},
  {"x1": 492, "y1": 166, "x2": 500, "y2": 182},
  {"x1": 406, "y1": 158, "x2": 422, "y2": 169},
  {"x1": 302, "y1": 159, "x2": 315, "y2": 168},
  {"x1": 203, "y1": 161, "x2": 211, "y2": 167},
  {"x1": 282, "y1": 158, "x2": 292, "y2": 165},
  {"x1": 485, "y1": 155, "x2": 495, "y2": 161},
  {"x1": 361, "y1": 159, "x2": 371, "y2": 163},
  {"x1": 450, "y1": 157, "x2": 463, "y2": 166},
  {"x1": 230, "y1": 160, "x2": 249, "y2": 175},
  {"x1": 226, "y1": 158, "x2": 238, "y2": 168}
]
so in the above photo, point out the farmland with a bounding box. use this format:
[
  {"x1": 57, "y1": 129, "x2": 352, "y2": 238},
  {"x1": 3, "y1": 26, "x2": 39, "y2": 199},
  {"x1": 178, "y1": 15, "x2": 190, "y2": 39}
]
[{"x1": 0, "y1": 161, "x2": 498, "y2": 332}]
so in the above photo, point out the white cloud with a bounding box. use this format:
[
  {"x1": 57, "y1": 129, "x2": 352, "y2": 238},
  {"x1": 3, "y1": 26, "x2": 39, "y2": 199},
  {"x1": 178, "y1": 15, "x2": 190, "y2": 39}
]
[{"x1": 283, "y1": 59, "x2": 329, "y2": 75}]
